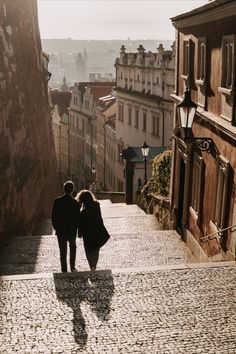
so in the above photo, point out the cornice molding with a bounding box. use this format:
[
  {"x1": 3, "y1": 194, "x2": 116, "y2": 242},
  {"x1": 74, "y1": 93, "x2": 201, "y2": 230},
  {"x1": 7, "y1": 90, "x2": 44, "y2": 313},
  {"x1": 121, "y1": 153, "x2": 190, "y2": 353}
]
[
  {"x1": 172, "y1": 2, "x2": 236, "y2": 29},
  {"x1": 171, "y1": 93, "x2": 236, "y2": 141}
]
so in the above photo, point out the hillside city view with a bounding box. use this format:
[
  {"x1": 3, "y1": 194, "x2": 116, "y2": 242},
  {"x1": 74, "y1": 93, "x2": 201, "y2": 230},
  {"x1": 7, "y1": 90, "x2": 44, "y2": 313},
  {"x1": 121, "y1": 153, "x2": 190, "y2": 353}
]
[
  {"x1": 42, "y1": 38, "x2": 173, "y2": 87},
  {"x1": 1, "y1": 0, "x2": 236, "y2": 353}
]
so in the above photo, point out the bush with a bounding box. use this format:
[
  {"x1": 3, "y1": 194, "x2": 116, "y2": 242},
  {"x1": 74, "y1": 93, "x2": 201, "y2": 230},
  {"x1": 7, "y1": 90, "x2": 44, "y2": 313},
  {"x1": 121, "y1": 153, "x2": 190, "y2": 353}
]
[{"x1": 141, "y1": 150, "x2": 172, "y2": 200}]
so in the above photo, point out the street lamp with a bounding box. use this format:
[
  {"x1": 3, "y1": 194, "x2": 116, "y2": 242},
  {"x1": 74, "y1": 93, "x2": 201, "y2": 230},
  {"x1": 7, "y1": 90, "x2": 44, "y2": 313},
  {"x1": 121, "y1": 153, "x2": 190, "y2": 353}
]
[
  {"x1": 91, "y1": 165, "x2": 96, "y2": 183},
  {"x1": 177, "y1": 89, "x2": 213, "y2": 152},
  {"x1": 141, "y1": 141, "x2": 149, "y2": 184}
]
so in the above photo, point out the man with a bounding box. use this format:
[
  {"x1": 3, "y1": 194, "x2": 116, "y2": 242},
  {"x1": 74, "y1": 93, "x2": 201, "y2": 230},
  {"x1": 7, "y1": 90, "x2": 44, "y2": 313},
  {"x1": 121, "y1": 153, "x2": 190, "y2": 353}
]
[{"x1": 51, "y1": 181, "x2": 80, "y2": 272}]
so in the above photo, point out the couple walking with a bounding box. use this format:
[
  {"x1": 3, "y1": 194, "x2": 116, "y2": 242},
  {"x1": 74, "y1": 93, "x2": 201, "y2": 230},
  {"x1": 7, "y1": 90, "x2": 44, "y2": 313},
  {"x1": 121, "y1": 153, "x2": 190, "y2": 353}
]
[{"x1": 51, "y1": 181, "x2": 110, "y2": 273}]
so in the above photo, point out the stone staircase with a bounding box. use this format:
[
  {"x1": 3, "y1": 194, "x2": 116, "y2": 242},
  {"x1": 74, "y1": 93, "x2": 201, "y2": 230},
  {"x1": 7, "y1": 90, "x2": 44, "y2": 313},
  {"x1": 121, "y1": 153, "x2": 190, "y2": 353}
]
[
  {"x1": 0, "y1": 200, "x2": 193, "y2": 276},
  {"x1": 1, "y1": 200, "x2": 236, "y2": 353}
]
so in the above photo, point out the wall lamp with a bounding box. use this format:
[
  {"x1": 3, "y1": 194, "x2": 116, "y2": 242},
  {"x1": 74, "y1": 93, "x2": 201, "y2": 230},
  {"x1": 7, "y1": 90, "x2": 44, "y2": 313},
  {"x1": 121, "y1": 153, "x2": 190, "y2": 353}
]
[{"x1": 177, "y1": 89, "x2": 213, "y2": 153}]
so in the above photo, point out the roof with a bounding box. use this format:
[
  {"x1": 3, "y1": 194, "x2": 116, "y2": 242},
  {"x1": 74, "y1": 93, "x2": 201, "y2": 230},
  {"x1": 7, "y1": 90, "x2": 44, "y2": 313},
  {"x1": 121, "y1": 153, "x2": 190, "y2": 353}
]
[
  {"x1": 171, "y1": 0, "x2": 235, "y2": 24},
  {"x1": 77, "y1": 81, "x2": 116, "y2": 103},
  {"x1": 122, "y1": 146, "x2": 166, "y2": 163},
  {"x1": 89, "y1": 86, "x2": 115, "y2": 102},
  {"x1": 50, "y1": 90, "x2": 71, "y2": 115}
]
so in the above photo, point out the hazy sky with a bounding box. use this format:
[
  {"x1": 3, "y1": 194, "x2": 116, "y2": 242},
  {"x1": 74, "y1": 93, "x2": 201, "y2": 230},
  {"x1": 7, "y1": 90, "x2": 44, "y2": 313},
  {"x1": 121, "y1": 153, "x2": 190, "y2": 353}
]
[{"x1": 38, "y1": 0, "x2": 207, "y2": 40}]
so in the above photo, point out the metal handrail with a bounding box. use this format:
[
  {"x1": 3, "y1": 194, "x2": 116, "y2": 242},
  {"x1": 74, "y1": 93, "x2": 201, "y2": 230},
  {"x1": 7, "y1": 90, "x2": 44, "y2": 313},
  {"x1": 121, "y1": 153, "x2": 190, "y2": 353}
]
[
  {"x1": 159, "y1": 213, "x2": 169, "y2": 223},
  {"x1": 201, "y1": 223, "x2": 236, "y2": 242}
]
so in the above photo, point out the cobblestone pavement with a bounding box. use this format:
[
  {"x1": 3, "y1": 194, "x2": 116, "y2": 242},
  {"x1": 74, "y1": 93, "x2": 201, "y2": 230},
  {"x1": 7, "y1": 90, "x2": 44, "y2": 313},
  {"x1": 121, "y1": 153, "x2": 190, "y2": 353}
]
[
  {"x1": 1, "y1": 200, "x2": 236, "y2": 353},
  {"x1": 1, "y1": 266, "x2": 236, "y2": 353},
  {"x1": 0, "y1": 231, "x2": 193, "y2": 275}
]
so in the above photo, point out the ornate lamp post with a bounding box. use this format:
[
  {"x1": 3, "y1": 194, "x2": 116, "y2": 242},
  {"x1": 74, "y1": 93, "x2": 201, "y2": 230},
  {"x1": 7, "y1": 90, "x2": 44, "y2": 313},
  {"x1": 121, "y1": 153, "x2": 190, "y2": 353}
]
[
  {"x1": 141, "y1": 141, "x2": 149, "y2": 184},
  {"x1": 177, "y1": 89, "x2": 213, "y2": 152}
]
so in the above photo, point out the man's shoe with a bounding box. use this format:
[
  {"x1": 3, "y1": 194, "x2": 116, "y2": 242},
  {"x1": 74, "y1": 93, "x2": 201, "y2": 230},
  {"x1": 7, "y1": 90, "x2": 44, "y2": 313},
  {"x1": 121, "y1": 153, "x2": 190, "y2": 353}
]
[{"x1": 71, "y1": 268, "x2": 78, "y2": 272}]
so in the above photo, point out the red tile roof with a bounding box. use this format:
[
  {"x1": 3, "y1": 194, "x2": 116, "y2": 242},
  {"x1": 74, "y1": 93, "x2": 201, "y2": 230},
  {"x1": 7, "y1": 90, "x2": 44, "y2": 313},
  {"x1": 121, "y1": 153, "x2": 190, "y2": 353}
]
[{"x1": 78, "y1": 81, "x2": 115, "y2": 102}]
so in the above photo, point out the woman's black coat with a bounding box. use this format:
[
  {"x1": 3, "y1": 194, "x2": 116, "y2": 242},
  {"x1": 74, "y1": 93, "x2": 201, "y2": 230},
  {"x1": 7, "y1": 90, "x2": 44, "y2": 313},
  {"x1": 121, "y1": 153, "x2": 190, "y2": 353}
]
[{"x1": 79, "y1": 201, "x2": 110, "y2": 253}]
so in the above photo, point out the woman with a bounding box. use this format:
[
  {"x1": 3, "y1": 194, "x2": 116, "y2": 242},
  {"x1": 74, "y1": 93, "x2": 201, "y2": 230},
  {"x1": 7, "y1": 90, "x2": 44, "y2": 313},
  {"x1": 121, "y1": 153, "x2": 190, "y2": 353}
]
[{"x1": 76, "y1": 190, "x2": 110, "y2": 271}]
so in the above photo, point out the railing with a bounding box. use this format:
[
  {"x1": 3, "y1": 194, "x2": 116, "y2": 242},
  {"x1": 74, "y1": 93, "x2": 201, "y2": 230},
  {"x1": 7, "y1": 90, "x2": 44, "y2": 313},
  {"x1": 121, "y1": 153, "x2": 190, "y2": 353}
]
[
  {"x1": 201, "y1": 223, "x2": 236, "y2": 242},
  {"x1": 159, "y1": 213, "x2": 169, "y2": 223}
]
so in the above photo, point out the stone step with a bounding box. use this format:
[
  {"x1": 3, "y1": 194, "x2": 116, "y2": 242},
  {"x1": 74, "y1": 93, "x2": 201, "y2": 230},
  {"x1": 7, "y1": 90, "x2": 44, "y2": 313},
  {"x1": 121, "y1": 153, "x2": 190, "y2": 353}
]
[
  {"x1": 35, "y1": 214, "x2": 159, "y2": 236},
  {"x1": 0, "y1": 230, "x2": 193, "y2": 276},
  {"x1": 1, "y1": 265, "x2": 236, "y2": 353},
  {"x1": 104, "y1": 215, "x2": 160, "y2": 233}
]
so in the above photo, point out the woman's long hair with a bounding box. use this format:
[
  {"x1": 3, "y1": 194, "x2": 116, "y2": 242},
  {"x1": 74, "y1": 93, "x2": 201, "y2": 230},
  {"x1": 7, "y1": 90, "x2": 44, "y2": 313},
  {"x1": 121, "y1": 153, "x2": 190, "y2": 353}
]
[{"x1": 76, "y1": 189, "x2": 96, "y2": 206}]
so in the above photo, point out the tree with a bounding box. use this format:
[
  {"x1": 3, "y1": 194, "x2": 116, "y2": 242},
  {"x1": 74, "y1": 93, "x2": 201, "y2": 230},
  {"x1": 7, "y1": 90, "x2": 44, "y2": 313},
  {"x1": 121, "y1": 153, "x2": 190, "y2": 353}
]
[{"x1": 141, "y1": 150, "x2": 172, "y2": 200}]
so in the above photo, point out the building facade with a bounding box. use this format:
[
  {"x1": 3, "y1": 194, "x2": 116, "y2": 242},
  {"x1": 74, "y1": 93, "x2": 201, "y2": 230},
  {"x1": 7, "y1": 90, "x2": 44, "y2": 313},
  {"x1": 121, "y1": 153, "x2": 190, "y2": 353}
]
[
  {"x1": 96, "y1": 95, "x2": 116, "y2": 191},
  {"x1": 70, "y1": 82, "x2": 115, "y2": 189},
  {"x1": 115, "y1": 43, "x2": 175, "y2": 198},
  {"x1": 171, "y1": 0, "x2": 236, "y2": 261},
  {"x1": 50, "y1": 90, "x2": 73, "y2": 189}
]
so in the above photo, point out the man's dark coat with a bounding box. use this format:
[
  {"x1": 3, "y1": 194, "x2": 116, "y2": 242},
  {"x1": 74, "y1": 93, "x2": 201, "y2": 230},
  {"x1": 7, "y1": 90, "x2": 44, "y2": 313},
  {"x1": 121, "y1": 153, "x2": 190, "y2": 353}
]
[{"x1": 51, "y1": 194, "x2": 80, "y2": 239}]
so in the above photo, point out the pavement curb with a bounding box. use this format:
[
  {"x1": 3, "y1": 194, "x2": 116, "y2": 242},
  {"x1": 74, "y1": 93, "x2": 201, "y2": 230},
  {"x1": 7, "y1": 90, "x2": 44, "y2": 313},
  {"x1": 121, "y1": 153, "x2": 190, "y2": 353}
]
[{"x1": 1, "y1": 261, "x2": 236, "y2": 281}]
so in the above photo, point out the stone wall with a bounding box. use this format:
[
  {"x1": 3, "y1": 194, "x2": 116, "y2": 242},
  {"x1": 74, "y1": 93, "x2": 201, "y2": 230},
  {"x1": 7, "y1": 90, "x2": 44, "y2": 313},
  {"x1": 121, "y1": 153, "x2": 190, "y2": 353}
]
[
  {"x1": 0, "y1": 0, "x2": 57, "y2": 240},
  {"x1": 137, "y1": 193, "x2": 173, "y2": 230},
  {"x1": 96, "y1": 192, "x2": 125, "y2": 203}
]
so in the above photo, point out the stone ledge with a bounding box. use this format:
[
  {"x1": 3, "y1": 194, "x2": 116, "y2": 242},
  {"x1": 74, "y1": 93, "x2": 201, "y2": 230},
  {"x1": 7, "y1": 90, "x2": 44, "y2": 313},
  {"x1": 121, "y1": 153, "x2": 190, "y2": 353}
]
[{"x1": 1, "y1": 261, "x2": 236, "y2": 281}]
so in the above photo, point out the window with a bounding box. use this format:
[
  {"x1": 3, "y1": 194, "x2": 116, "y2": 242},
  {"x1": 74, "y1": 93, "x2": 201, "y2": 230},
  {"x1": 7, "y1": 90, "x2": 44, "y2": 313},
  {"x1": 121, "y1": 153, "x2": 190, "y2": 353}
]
[
  {"x1": 183, "y1": 40, "x2": 190, "y2": 77},
  {"x1": 191, "y1": 154, "x2": 204, "y2": 217},
  {"x1": 85, "y1": 100, "x2": 89, "y2": 110},
  {"x1": 197, "y1": 38, "x2": 206, "y2": 81},
  {"x1": 221, "y1": 35, "x2": 235, "y2": 90},
  {"x1": 152, "y1": 114, "x2": 159, "y2": 136},
  {"x1": 135, "y1": 110, "x2": 139, "y2": 128},
  {"x1": 128, "y1": 107, "x2": 132, "y2": 125},
  {"x1": 182, "y1": 39, "x2": 195, "y2": 87},
  {"x1": 212, "y1": 156, "x2": 230, "y2": 229},
  {"x1": 118, "y1": 104, "x2": 124, "y2": 122},
  {"x1": 118, "y1": 104, "x2": 123, "y2": 121},
  {"x1": 73, "y1": 96, "x2": 78, "y2": 105},
  {"x1": 143, "y1": 112, "x2": 147, "y2": 131},
  {"x1": 137, "y1": 74, "x2": 140, "y2": 81}
]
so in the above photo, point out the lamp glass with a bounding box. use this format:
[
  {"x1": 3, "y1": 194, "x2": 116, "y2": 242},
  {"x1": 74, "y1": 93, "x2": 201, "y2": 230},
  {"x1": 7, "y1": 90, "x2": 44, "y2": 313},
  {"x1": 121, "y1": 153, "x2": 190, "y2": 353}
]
[
  {"x1": 179, "y1": 106, "x2": 196, "y2": 128},
  {"x1": 141, "y1": 142, "x2": 149, "y2": 157}
]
